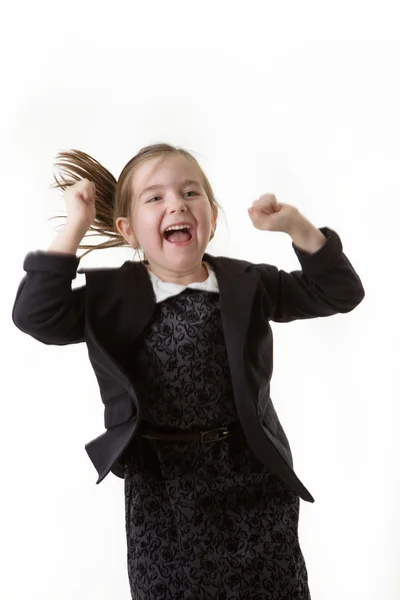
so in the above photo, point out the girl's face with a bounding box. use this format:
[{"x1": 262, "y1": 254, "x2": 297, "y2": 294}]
[{"x1": 117, "y1": 154, "x2": 217, "y2": 282}]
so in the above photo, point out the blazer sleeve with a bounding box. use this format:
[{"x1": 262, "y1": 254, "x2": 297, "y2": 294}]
[
  {"x1": 12, "y1": 251, "x2": 85, "y2": 345},
  {"x1": 254, "y1": 226, "x2": 365, "y2": 323}
]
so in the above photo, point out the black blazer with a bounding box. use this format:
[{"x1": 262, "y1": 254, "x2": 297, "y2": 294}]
[{"x1": 12, "y1": 226, "x2": 364, "y2": 503}]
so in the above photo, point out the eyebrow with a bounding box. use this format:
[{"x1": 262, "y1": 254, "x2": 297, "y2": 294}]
[{"x1": 138, "y1": 179, "x2": 202, "y2": 199}]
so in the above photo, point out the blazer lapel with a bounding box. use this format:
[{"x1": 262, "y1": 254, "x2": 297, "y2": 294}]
[
  {"x1": 204, "y1": 253, "x2": 259, "y2": 355},
  {"x1": 81, "y1": 255, "x2": 259, "y2": 388},
  {"x1": 114, "y1": 254, "x2": 260, "y2": 355}
]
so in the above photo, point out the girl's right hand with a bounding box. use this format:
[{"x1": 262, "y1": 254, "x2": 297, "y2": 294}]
[{"x1": 64, "y1": 179, "x2": 96, "y2": 232}]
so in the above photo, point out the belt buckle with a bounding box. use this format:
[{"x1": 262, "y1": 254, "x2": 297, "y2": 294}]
[{"x1": 201, "y1": 427, "x2": 229, "y2": 444}]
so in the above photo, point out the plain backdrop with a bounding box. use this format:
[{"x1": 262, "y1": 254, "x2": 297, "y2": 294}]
[{"x1": 1, "y1": 1, "x2": 399, "y2": 599}]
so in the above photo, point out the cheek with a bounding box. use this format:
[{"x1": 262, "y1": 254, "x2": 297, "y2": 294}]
[
  {"x1": 200, "y1": 204, "x2": 214, "y2": 227},
  {"x1": 135, "y1": 212, "x2": 164, "y2": 243}
]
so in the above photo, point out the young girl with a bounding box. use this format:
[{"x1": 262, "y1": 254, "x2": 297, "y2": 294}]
[{"x1": 12, "y1": 143, "x2": 365, "y2": 599}]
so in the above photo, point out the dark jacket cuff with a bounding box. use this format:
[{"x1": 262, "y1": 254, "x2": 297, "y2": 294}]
[
  {"x1": 23, "y1": 251, "x2": 81, "y2": 279},
  {"x1": 291, "y1": 227, "x2": 343, "y2": 275}
]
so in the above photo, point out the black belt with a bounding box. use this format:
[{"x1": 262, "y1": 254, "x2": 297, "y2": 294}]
[{"x1": 141, "y1": 422, "x2": 243, "y2": 444}]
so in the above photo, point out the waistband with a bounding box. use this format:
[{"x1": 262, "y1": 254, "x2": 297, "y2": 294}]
[{"x1": 140, "y1": 421, "x2": 244, "y2": 444}]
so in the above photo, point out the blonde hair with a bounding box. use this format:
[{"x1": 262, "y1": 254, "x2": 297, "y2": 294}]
[{"x1": 49, "y1": 143, "x2": 223, "y2": 259}]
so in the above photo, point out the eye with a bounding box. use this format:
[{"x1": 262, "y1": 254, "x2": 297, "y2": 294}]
[{"x1": 146, "y1": 191, "x2": 198, "y2": 203}]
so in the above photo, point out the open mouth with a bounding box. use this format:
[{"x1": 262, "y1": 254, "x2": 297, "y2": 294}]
[{"x1": 163, "y1": 225, "x2": 194, "y2": 244}]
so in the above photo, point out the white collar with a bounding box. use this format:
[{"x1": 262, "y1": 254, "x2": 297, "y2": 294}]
[{"x1": 147, "y1": 262, "x2": 219, "y2": 303}]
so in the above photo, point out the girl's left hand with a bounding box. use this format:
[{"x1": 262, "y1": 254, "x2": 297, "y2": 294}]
[{"x1": 248, "y1": 194, "x2": 300, "y2": 234}]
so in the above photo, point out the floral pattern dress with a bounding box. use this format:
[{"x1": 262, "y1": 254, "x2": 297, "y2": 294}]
[{"x1": 120, "y1": 279, "x2": 311, "y2": 600}]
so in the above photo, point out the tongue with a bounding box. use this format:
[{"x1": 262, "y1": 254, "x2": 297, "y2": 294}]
[{"x1": 167, "y1": 230, "x2": 191, "y2": 243}]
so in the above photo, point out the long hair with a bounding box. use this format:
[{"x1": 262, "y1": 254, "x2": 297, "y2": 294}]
[{"x1": 49, "y1": 143, "x2": 223, "y2": 259}]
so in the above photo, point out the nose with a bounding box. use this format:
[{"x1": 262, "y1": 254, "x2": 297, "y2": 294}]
[{"x1": 167, "y1": 194, "x2": 188, "y2": 213}]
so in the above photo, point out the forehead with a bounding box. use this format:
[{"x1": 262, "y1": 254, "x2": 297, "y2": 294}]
[{"x1": 133, "y1": 154, "x2": 200, "y2": 195}]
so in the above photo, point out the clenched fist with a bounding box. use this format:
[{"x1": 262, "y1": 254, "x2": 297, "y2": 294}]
[
  {"x1": 247, "y1": 194, "x2": 300, "y2": 234},
  {"x1": 64, "y1": 179, "x2": 97, "y2": 232}
]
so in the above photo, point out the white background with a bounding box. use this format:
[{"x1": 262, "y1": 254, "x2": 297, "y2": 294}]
[{"x1": 2, "y1": 1, "x2": 399, "y2": 598}]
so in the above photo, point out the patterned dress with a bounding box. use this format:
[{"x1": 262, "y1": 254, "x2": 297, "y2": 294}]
[{"x1": 120, "y1": 265, "x2": 311, "y2": 600}]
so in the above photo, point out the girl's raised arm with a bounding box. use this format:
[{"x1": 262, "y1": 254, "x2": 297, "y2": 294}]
[
  {"x1": 12, "y1": 228, "x2": 86, "y2": 346},
  {"x1": 12, "y1": 179, "x2": 96, "y2": 345}
]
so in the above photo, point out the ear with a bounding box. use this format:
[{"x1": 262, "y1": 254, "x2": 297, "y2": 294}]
[
  {"x1": 211, "y1": 205, "x2": 218, "y2": 230},
  {"x1": 209, "y1": 207, "x2": 218, "y2": 241},
  {"x1": 115, "y1": 216, "x2": 138, "y2": 248}
]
